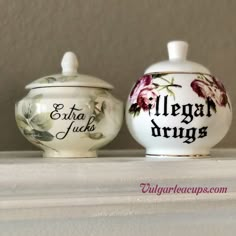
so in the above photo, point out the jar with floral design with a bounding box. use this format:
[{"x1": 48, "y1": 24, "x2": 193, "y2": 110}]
[
  {"x1": 15, "y1": 52, "x2": 123, "y2": 158},
  {"x1": 126, "y1": 41, "x2": 232, "y2": 157}
]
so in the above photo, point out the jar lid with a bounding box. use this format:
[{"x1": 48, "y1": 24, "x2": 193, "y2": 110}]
[
  {"x1": 26, "y1": 52, "x2": 114, "y2": 90},
  {"x1": 144, "y1": 41, "x2": 210, "y2": 74}
]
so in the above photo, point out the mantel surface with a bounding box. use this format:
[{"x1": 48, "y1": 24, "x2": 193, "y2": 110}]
[{"x1": 0, "y1": 149, "x2": 235, "y2": 236}]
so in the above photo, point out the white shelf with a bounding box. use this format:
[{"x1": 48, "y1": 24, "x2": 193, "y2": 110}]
[{"x1": 0, "y1": 149, "x2": 236, "y2": 236}]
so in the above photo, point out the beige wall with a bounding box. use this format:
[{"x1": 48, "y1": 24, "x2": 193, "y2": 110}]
[{"x1": 1, "y1": 0, "x2": 235, "y2": 150}]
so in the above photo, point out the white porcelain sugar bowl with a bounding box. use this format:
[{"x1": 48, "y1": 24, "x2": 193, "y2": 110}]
[
  {"x1": 15, "y1": 52, "x2": 123, "y2": 158},
  {"x1": 126, "y1": 41, "x2": 232, "y2": 157}
]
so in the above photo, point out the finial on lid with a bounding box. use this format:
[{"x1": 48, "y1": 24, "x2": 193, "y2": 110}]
[
  {"x1": 167, "y1": 41, "x2": 188, "y2": 60},
  {"x1": 61, "y1": 52, "x2": 79, "y2": 75}
]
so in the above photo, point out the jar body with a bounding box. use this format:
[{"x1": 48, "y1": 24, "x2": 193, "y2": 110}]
[
  {"x1": 126, "y1": 73, "x2": 232, "y2": 157},
  {"x1": 16, "y1": 87, "x2": 123, "y2": 157}
]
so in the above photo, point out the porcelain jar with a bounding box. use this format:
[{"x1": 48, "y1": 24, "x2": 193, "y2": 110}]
[
  {"x1": 15, "y1": 52, "x2": 123, "y2": 158},
  {"x1": 126, "y1": 41, "x2": 232, "y2": 157}
]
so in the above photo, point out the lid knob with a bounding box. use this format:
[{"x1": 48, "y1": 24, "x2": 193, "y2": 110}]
[
  {"x1": 167, "y1": 41, "x2": 188, "y2": 61},
  {"x1": 61, "y1": 52, "x2": 79, "y2": 75}
]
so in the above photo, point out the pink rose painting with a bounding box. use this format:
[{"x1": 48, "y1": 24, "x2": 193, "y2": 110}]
[
  {"x1": 129, "y1": 75, "x2": 157, "y2": 116},
  {"x1": 129, "y1": 75, "x2": 153, "y2": 104},
  {"x1": 137, "y1": 86, "x2": 158, "y2": 111},
  {"x1": 129, "y1": 74, "x2": 181, "y2": 117},
  {"x1": 191, "y1": 75, "x2": 229, "y2": 112}
]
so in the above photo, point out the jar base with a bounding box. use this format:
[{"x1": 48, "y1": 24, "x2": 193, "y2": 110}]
[
  {"x1": 43, "y1": 150, "x2": 97, "y2": 158},
  {"x1": 145, "y1": 149, "x2": 210, "y2": 158}
]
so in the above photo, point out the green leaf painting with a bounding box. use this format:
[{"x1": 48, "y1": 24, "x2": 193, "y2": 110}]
[
  {"x1": 16, "y1": 94, "x2": 55, "y2": 151},
  {"x1": 86, "y1": 98, "x2": 107, "y2": 141},
  {"x1": 87, "y1": 132, "x2": 104, "y2": 140},
  {"x1": 30, "y1": 130, "x2": 54, "y2": 142},
  {"x1": 36, "y1": 75, "x2": 78, "y2": 84},
  {"x1": 15, "y1": 114, "x2": 28, "y2": 130},
  {"x1": 31, "y1": 113, "x2": 52, "y2": 131},
  {"x1": 22, "y1": 101, "x2": 36, "y2": 119},
  {"x1": 44, "y1": 77, "x2": 57, "y2": 83},
  {"x1": 93, "y1": 101, "x2": 106, "y2": 123}
]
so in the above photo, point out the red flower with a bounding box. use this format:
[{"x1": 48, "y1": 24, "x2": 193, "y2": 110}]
[
  {"x1": 137, "y1": 86, "x2": 157, "y2": 111},
  {"x1": 191, "y1": 76, "x2": 228, "y2": 107},
  {"x1": 212, "y1": 77, "x2": 228, "y2": 106},
  {"x1": 129, "y1": 75, "x2": 153, "y2": 104},
  {"x1": 191, "y1": 79, "x2": 213, "y2": 98}
]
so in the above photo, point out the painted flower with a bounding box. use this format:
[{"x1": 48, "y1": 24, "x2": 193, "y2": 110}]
[
  {"x1": 129, "y1": 75, "x2": 153, "y2": 104},
  {"x1": 191, "y1": 79, "x2": 213, "y2": 98},
  {"x1": 137, "y1": 86, "x2": 157, "y2": 111},
  {"x1": 211, "y1": 77, "x2": 228, "y2": 106},
  {"x1": 129, "y1": 75, "x2": 181, "y2": 117},
  {"x1": 191, "y1": 75, "x2": 229, "y2": 112}
]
